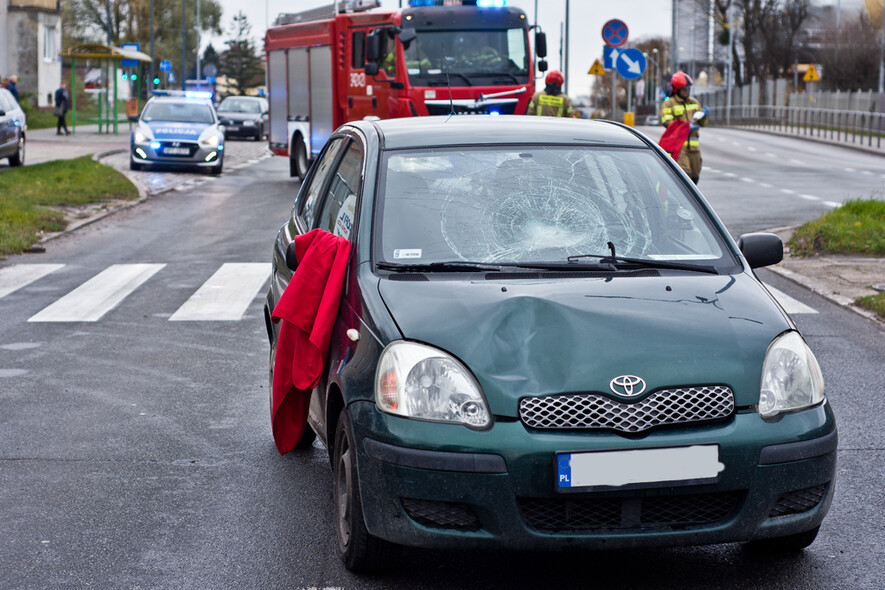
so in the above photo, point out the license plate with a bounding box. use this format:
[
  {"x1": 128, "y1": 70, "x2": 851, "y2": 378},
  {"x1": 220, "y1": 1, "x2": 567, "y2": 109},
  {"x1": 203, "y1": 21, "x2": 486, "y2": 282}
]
[
  {"x1": 227, "y1": 125, "x2": 239, "y2": 131},
  {"x1": 556, "y1": 445, "x2": 723, "y2": 490},
  {"x1": 163, "y1": 147, "x2": 190, "y2": 156}
]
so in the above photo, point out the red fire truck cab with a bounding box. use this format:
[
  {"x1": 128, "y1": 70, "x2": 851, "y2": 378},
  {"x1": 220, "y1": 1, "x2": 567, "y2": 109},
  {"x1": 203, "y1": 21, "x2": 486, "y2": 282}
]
[{"x1": 265, "y1": 0, "x2": 547, "y2": 179}]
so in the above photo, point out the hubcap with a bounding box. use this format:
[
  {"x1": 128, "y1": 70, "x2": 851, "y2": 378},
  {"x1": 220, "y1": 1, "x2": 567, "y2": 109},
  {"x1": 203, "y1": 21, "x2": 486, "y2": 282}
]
[{"x1": 336, "y1": 438, "x2": 353, "y2": 549}]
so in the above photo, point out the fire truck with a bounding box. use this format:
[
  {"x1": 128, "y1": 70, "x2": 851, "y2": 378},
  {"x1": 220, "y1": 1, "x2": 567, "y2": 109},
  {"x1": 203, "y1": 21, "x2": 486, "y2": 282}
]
[{"x1": 265, "y1": 0, "x2": 548, "y2": 179}]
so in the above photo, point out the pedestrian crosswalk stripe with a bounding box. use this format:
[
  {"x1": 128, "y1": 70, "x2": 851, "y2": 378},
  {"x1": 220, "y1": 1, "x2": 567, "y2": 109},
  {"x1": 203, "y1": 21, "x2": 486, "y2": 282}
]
[
  {"x1": 169, "y1": 263, "x2": 270, "y2": 321},
  {"x1": 763, "y1": 283, "x2": 818, "y2": 315},
  {"x1": 28, "y1": 264, "x2": 166, "y2": 322},
  {"x1": 0, "y1": 264, "x2": 65, "y2": 300}
]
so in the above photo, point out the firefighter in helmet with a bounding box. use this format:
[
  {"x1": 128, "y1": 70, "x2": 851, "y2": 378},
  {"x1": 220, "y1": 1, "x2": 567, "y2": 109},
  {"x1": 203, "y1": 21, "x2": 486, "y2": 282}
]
[
  {"x1": 661, "y1": 71, "x2": 709, "y2": 184},
  {"x1": 527, "y1": 70, "x2": 574, "y2": 117}
]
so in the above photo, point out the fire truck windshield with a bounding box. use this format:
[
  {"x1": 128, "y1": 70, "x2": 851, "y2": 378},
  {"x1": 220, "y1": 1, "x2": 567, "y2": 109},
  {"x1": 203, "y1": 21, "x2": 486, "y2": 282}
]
[{"x1": 404, "y1": 28, "x2": 529, "y2": 86}]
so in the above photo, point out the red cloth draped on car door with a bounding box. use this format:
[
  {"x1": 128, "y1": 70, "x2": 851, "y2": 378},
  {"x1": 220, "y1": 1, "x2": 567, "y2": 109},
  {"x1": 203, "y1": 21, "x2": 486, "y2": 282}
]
[
  {"x1": 658, "y1": 119, "x2": 691, "y2": 161},
  {"x1": 271, "y1": 229, "x2": 351, "y2": 455}
]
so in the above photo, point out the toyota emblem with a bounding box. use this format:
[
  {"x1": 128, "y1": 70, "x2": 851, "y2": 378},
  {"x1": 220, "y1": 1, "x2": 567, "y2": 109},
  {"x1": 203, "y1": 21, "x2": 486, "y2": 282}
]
[{"x1": 610, "y1": 375, "x2": 646, "y2": 397}]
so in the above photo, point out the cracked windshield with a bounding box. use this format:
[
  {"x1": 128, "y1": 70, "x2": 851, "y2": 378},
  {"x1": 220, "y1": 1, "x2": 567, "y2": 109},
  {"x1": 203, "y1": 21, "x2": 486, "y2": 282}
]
[
  {"x1": 379, "y1": 147, "x2": 726, "y2": 265},
  {"x1": 404, "y1": 28, "x2": 528, "y2": 82}
]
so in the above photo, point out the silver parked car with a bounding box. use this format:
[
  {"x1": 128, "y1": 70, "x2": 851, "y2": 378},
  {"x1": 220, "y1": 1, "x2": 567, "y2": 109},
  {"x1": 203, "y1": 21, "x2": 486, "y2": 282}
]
[{"x1": 0, "y1": 87, "x2": 25, "y2": 166}]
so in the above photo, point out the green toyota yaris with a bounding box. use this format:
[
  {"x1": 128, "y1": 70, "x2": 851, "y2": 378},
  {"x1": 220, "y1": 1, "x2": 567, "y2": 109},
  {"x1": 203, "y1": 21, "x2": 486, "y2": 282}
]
[{"x1": 264, "y1": 116, "x2": 836, "y2": 571}]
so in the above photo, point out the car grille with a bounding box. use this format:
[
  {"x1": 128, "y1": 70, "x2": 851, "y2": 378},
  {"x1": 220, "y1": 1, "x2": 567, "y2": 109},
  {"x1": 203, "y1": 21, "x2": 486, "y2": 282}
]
[
  {"x1": 158, "y1": 141, "x2": 198, "y2": 157},
  {"x1": 518, "y1": 491, "x2": 744, "y2": 532},
  {"x1": 519, "y1": 386, "x2": 734, "y2": 433},
  {"x1": 401, "y1": 498, "x2": 482, "y2": 531},
  {"x1": 769, "y1": 484, "x2": 829, "y2": 518}
]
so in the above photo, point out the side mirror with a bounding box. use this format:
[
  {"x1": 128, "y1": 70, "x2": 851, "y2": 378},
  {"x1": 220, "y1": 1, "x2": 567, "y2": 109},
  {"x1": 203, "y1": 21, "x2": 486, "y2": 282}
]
[
  {"x1": 399, "y1": 27, "x2": 417, "y2": 49},
  {"x1": 738, "y1": 232, "x2": 783, "y2": 269},
  {"x1": 538, "y1": 59, "x2": 548, "y2": 73},
  {"x1": 128, "y1": 114, "x2": 139, "y2": 122},
  {"x1": 285, "y1": 241, "x2": 299, "y2": 272},
  {"x1": 365, "y1": 62, "x2": 379, "y2": 76},
  {"x1": 365, "y1": 32, "x2": 381, "y2": 62},
  {"x1": 0, "y1": 110, "x2": 6, "y2": 117},
  {"x1": 535, "y1": 31, "x2": 547, "y2": 58}
]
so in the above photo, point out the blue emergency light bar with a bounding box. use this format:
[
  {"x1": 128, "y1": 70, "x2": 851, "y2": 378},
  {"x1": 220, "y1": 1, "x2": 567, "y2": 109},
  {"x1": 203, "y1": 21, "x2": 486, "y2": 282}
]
[
  {"x1": 149, "y1": 90, "x2": 213, "y2": 99},
  {"x1": 409, "y1": 0, "x2": 506, "y2": 6}
]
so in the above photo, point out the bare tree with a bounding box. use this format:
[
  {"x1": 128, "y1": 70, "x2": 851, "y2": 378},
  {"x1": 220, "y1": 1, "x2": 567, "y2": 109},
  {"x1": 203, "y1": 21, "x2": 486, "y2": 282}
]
[{"x1": 818, "y1": 9, "x2": 881, "y2": 91}]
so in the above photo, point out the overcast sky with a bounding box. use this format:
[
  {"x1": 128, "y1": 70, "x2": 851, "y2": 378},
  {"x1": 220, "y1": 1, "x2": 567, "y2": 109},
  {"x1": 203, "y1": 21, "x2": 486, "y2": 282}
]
[{"x1": 209, "y1": 0, "x2": 862, "y2": 97}]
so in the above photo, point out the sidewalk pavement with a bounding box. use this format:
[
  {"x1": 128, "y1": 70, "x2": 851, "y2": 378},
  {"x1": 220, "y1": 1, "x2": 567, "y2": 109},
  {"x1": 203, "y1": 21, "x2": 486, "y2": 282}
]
[{"x1": 11, "y1": 124, "x2": 885, "y2": 328}]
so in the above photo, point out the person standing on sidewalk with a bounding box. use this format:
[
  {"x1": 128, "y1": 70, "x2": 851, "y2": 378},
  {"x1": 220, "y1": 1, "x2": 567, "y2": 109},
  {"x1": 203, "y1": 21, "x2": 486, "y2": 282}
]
[
  {"x1": 660, "y1": 72, "x2": 708, "y2": 184},
  {"x1": 8, "y1": 75, "x2": 19, "y2": 102},
  {"x1": 54, "y1": 81, "x2": 71, "y2": 135}
]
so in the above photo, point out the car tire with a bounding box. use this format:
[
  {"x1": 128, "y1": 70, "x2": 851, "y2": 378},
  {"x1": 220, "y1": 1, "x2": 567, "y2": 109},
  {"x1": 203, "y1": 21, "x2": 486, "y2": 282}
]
[
  {"x1": 210, "y1": 160, "x2": 223, "y2": 176},
  {"x1": 9, "y1": 135, "x2": 24, "y2": 167},
  {"x1": 747, "y1": 526, "x2": 820, "y2": 552},
  {"x1": 333, "y1": 407, "x2": 399, "y2": 571},
  {"x1": 129, "y1": 158, "x2": 141, "y2": 171}
]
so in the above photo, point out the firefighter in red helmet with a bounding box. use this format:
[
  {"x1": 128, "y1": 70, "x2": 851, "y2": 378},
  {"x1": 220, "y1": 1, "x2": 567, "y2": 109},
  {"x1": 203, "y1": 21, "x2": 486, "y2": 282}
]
[
  {"x1": 527, "y1": 70, "x2": 574, "y2": 117},
  {"x1": 661, "y1": 71, "x2": 709, "y2": 184}
]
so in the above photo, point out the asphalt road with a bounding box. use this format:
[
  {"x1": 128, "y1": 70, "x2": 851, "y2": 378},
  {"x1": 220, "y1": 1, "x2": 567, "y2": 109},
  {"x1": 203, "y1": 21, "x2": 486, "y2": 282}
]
[{"x1": 0, "y1": 128, "x2": 883, "y2": 588}]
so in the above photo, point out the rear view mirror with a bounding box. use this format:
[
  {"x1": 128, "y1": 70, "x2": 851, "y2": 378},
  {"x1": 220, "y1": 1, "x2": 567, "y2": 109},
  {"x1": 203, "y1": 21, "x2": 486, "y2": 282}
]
[
  {"x1": 286, "y1": 241, "x2": 299, "y2": 271},
  {"x1": 738, "y1": 232, "x2": 783, "y2": 269},
  {"x1": 365, "y1": 63, "x2": 379, "y2": 76},
  {"x1": 535, "y1": 31, "x2": 547, "y2": 58},
  {"x1": 128, "y1": 114, "x2": 139, "y2": 122},
  {"x1": 538, "y1": 59, "x2": 548, "y2": 73},
  {"x1": 365, "y1": 32, "x2": 381, "y2": 62}
]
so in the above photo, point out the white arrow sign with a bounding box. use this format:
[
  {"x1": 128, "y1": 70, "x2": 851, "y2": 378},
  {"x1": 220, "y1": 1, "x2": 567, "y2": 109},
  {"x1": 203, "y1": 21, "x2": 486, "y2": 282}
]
[{"x1": 621, "y1": 52, "x2": 641, "y2": 74}]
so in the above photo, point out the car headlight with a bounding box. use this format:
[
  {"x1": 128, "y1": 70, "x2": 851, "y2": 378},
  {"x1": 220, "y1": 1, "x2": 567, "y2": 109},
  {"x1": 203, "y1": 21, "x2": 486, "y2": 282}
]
[
  {"x1": 242, "y1": 120, "x2": 256, "y2": 126},
  {"x1": 758, "y1": 331, "x2": 825, "y2": 419},
  {"x1": 375, "y1": 341, "x2": 491, "y2": 429},
  {"x1": 133, "y1": 124, "x2": 153, "y2": 144},
  {"x1": 198, "y1": 127, "x2": 222, "y2": 147}
]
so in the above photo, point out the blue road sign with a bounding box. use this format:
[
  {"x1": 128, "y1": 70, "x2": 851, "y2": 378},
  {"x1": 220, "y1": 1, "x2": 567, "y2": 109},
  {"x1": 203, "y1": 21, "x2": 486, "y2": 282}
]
[
  {"x1": 121, "y1": 43, "x2": 139, "y2": 67},
  {"x1": 160, "y1": 59, "x2": 172, "y2": 72},
  {"x1": 603, "y1": 46, "x2": 619, "y2": 70},
  {"x1": 615, "y1": 47, "x2": 646, "y2": 80},
  {"x1": 602, "y1": 19, "x2": 629, "y2": 48}
]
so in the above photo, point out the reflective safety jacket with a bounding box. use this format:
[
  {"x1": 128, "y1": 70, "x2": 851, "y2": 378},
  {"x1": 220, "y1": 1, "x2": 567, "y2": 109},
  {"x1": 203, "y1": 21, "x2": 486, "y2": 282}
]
[
  {"x1": 527, "y1": 90, "x2": 574, "y2": 117},
  {"x1": 660, "y1": 95, "x2": 706, "y2": 152}
]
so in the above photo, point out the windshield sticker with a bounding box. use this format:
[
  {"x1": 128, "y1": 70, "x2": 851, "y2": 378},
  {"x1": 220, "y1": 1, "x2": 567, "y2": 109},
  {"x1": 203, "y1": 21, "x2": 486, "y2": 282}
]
[
  {"x1": 394, "y1": 249, "x2": 422, "y2": 260},
  {"x1": 334, "y1": 194, "x2": 357, "y2": 240}
]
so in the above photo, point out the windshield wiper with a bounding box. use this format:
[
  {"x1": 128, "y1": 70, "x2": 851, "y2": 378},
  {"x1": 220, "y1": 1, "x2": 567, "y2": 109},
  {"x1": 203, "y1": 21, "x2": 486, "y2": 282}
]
[
  {"x1": 567, "y1": 242, "x2": 719, "y2": 274},
  {"x1": 377, "y1": 261, "x2": 502, "y2": 272},
  {"x1": 443, "y1": 72, "x2": 475, "y2": 86}
]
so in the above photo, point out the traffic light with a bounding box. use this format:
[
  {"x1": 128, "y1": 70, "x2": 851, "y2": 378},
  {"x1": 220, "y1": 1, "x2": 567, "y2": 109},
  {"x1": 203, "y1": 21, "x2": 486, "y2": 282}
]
[
  {"x1": 131, "y1": 73, "x2": 138, "y2": 81},
  {"x1": 153, "y1": 77, "x2": 160, "y2": 85},
  {"x1": 121, "y1": 73, "x2": 128, "y2": 81}
]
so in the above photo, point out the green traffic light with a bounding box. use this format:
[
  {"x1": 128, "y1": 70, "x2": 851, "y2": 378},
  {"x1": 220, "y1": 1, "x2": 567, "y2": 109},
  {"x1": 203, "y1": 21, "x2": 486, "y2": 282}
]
[
  {"x1": 122, "y1": 73, "x2": 128, "y2": 80},
  {"x1": 132, "y1": 74, "x2": 138, "y2": 81},
  {"x1": 153, "y1": 78, "x2": 160, "y2": 85}
]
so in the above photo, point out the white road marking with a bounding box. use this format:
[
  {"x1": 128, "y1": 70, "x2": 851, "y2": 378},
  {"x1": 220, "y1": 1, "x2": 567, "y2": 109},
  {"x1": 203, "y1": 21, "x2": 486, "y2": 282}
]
[
  {"x1": 789, "y1": 159, "x2": 805, "y2": 165},
  {"x1": 747, "y1": 146, "x2": 757, "y2": 152},
  {"x1": 740, "y1": 177, "x2": 755, "y2": 183},
  {"x1": 28, "y1": 264, "x2": 165, "y2": 322},
  {"x1": 824, "y1": 201, "x2": 841, "y2": 208},
  {"x1": 798, "y1": 194, "x2": 820, "y2": 201},
  {"x1": 764, "y1": 283, "x2": 818, "y2": 315},
  {"x1": 759, "y1": 183, "x2": 774, "y2": 188},
  {"x1": 844, "y1": 167, "x2": 856, "y2": 173},
  {"x1": 780, "y1": 188, "x2": 796, "y2": 194},
  {"x1": 169, "y1": 263, "x2": 270, "y2": 321},
  {"x1": 0, "y1": 264, "x2": 65, "y2": 300},
  {"x1": 723, "y1": 172, "x2": 737, "y2": 178},
  {"x1": 766, "y1": 153, "x2": 778, "y2": 158},
  {"x1": 861, "y1": 170, "x2": 873, "y2": 175}
]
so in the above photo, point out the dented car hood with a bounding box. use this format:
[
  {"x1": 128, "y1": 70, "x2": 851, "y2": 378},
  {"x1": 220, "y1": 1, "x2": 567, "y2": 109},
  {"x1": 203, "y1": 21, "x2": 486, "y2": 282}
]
[{"x1": 377, "y1": 272, "x2": 791, "y2": 415}]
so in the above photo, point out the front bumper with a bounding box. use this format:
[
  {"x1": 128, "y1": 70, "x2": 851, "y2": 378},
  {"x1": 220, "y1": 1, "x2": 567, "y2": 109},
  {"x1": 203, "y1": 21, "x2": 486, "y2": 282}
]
[
  {"x1": 349, "y1": 401, "x2": 837, "y2": 550},
  {"x1": 131, "y1": 141, "x2": 223, "y2": 168},
  {"x1": 220, "y1": 121, "x2": 259, "y2": 137}
]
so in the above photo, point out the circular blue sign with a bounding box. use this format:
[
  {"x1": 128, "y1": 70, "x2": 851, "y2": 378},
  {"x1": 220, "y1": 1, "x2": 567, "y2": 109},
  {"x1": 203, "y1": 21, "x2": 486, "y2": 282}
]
[
  {"x1": 159, "y1": 60, "x2": 172, "y2": 72},
  {"x1": 602, "y1": 19, "x2": 629, "y2": 48},
  {"x1": 615, "y1": 47, "x2": 646, "y2": 80}
]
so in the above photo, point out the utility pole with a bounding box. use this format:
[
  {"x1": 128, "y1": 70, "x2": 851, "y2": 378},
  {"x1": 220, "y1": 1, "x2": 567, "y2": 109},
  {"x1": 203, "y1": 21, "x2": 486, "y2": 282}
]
[
  {"x1": 197, "y1": 0, "x2": 202, "y2": 80},
  {"x1": 879, "y1": 3, "x2": 885, "y2": 94},
  {"x1": 181, "y1": 0, "x2": 186, "y2": 90},
  {"x1": 726, "y1": 0, "x2": 734, "y2": 125},
  {"x1": 150, "y1": 0, "x2": 155, "y2": 95},
  {"x1": 564, "y1": 0, "x2": 569, "y2": 96}
]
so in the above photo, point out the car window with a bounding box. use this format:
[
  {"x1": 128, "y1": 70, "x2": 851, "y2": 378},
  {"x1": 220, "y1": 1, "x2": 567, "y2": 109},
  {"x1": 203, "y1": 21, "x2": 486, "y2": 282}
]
[
  {"x1": 0, "y1": 89, "x2": 14, "y2": 111},
  {"x1": 315, "y1": 141, "x2": 363, "y2": 239},
  {"x1": 142, "y1": 101, "x2": 215, "y2": 123},
  {"x1": 300, "y1": 138, "x2": 346, "y2": 229},
  {"x1": 218, "y1": 98, "x2": 261, "y2": 114},
  {"x1": 377, "y1": 146, "x2": 729, "y2": 266}
]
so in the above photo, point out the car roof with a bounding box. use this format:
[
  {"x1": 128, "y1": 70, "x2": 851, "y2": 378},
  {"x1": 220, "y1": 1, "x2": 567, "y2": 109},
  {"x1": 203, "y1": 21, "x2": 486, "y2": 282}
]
[{"x1": 351, "y1": 116, "x2": 650, "y2": 150}]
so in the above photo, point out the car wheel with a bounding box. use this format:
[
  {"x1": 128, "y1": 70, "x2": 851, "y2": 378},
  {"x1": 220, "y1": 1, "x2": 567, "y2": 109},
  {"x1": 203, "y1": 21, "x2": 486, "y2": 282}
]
[
  {"x1": 333, "y1": 407, "x2": 399, "y2": 571},
  {"x1": 747, "y1": 526, "x2": 820, "y2": 552},
  {"x1": 9, "y1": 135, "x2": 24, "y2": 167},
  {"x1": 129, "y1": 158, "x2": 141, "y2": 171},
  {"x1": 268, "y1": 338, "x2": 316, "y2": 449},
  {"x1": 210, "y1": 160, "x2": 223, "y2": 176}
]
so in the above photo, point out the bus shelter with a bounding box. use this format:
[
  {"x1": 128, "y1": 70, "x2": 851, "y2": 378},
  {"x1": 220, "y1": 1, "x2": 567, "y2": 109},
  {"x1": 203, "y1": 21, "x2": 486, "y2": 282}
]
[{"x1": 58, "y1": 44, "x2": 153, "y2": 135}]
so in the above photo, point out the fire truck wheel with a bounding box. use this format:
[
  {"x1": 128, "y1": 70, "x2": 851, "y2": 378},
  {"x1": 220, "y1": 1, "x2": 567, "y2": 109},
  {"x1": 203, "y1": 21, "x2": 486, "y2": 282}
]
[{"x1": 294, "y1": 139, "x2": 310, "y2": 180}]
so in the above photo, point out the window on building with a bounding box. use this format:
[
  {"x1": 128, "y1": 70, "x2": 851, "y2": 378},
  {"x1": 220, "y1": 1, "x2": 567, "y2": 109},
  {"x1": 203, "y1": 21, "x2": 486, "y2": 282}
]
[{"x1": 43, "y1": 25, "x2": 57, "y2": 62}]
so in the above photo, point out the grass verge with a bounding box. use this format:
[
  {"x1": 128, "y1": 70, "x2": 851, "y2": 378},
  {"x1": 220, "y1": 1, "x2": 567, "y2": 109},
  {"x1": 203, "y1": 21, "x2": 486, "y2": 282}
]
[
  {"x1": 854, "y1": 292, "x2": 885, "y2": 319},
  {"x1": 0, "y1": 156, "x2": 138, "y2": 256},
  {"x1": 787, "y1": 199, "x2": 885, "y2": 257}
]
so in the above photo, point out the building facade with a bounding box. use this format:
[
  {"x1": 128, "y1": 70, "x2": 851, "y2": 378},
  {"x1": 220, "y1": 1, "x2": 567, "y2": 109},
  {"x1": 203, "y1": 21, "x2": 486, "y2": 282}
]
[{"x1": 1, "y1": 0, "x2": 62, "y2": 106}]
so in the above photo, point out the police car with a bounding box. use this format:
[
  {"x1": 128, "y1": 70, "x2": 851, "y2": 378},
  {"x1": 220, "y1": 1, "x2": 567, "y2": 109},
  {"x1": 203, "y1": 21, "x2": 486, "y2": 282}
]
[{"x1": 129, "y1": 91, "x2": 224, "y2": 174}]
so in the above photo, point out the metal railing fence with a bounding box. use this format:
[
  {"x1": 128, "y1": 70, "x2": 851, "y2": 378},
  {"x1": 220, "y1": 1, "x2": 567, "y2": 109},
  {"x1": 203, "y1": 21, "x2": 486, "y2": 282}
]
[{"x1": 707, "y1": 105, "x2": 885, "y2": 150}]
